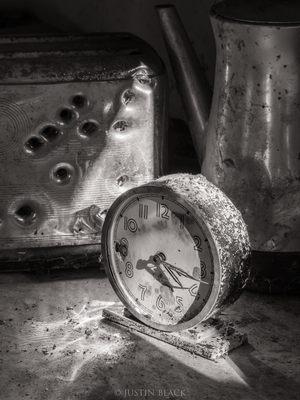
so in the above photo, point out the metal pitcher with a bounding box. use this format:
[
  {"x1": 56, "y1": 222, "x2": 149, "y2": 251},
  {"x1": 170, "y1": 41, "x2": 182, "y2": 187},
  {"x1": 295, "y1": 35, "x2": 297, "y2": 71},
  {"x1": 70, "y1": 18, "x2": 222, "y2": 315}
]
[{"x1": 157, "y1": 1, "x2": 300, "y2": 257}]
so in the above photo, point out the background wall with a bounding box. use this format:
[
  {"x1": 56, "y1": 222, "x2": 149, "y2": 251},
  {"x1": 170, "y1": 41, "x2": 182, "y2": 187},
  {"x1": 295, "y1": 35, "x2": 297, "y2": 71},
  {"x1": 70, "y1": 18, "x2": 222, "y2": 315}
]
[{"x1": 0, "y1": 0, "x2": 217, "y2": 119}]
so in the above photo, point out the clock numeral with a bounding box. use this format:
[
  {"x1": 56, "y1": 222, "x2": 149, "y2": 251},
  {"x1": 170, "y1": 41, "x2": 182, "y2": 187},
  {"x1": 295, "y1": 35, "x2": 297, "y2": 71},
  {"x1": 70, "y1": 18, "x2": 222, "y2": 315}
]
[
  {"x1": 116, "y1": 237, "x2": 128, "y2": 257},
  {"x1": 125, "y1": 261, "x2": 134, "y2": 278},
  {"x1": 189, "y1": 283, "x2": 198, "y2": 297},
  {"x1": 201, "y1": 261, "x2": 207, "y2": 279},
  {"x1": 156, "y1": 203, "x2": 170, "y2": 219},
  {"x1": 193, "y1": 235, "x2": 202, "y2": 252},
  {"x1": 138, "y1": 204, "x2": 148, "y2": 219},
  {"x1": 138, "y1": 284, "x2": 147, "y2": 301},
  {"x1": 124, "y1": 216, "x2": 138, "y2": 233},
  {"x1": 175, "y1": 296, "x2": 183, "y2": 313},
  {"x1": 156, "y1": 295, "x2": 165, "y2": 311}
]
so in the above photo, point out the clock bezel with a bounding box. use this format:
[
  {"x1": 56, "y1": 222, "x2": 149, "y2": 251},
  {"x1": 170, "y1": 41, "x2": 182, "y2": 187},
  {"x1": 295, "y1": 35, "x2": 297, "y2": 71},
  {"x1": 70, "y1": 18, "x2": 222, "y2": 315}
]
[{"x1": 101, "y1": 183, "x2": 221, "y2": 332}]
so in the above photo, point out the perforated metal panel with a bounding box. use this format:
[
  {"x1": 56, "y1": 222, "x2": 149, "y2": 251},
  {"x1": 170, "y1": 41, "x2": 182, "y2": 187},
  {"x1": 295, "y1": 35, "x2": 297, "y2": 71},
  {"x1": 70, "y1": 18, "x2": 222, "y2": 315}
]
[{"x1": 0, "y1": 34, "x2": 167, "y2": 250}]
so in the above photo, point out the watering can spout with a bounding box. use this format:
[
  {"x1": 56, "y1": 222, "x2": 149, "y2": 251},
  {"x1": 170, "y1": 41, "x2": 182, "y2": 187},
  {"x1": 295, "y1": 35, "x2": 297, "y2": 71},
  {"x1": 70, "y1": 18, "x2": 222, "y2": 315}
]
[{"x1": 156, "y1": 5, "x2": 212, "y2": 164}]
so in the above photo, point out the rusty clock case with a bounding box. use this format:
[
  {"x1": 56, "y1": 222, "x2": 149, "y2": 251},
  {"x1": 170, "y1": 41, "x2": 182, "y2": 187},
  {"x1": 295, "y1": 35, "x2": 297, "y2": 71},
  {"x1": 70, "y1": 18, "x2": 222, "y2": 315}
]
[{"x1": 0, "y1": 33, "x2": 167, "y2": 269}]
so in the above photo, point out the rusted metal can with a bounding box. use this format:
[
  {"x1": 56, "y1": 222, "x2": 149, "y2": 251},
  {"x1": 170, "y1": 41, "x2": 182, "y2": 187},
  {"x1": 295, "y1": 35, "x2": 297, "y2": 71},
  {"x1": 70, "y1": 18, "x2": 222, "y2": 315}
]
[{"x1": 0, "y1": 33, "x2": 167, "y2": 268}]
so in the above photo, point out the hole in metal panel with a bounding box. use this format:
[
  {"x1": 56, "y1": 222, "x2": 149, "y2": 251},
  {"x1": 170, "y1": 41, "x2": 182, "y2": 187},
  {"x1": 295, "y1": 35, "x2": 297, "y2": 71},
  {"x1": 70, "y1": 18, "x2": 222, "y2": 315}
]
[
  {"x1": 15, "y1": 205, "x2": 37, "y2": 226},
  {"x1": 54, "y1": 168, "x2": 70, "y2": 182},
  {"x1": 59, "y1": 108, "x2": 76, "y2": 124},
  {"x1": 25, "y1": 136, "x2": 45, "y2": 153},
  {"x1": 72, "y1": 94, "x2": 86, "y2": 109},
  {"x1": 80, "y1": 120, "x2": 99, "y2": 137},
  {"x1": 40, "y1": 125, "x2": 62, "y2": 142},
  {"x1": 51, "y1": 163, "x2": 73, "y2": 185}
]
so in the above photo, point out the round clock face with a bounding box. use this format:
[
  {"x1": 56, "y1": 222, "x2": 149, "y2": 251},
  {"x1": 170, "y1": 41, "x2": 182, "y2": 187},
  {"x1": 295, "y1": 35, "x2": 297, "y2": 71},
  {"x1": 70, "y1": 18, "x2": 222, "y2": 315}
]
[{"x1": 104, "y1": 190, "x2": 217, "y2": 331}]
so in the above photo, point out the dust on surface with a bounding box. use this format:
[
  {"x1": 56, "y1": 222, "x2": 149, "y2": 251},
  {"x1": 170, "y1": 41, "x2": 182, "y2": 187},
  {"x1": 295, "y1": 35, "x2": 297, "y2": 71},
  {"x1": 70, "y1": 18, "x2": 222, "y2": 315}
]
[{"x1": 0, "y1": 267, "x2": 300, "y2": 400}]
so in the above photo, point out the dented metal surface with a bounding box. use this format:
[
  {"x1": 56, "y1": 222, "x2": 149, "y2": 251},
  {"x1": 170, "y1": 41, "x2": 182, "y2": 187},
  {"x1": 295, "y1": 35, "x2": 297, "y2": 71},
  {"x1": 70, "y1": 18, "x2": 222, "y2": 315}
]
[{"x1": 0, "y1": 33, "x2": 167, "y2": 250}]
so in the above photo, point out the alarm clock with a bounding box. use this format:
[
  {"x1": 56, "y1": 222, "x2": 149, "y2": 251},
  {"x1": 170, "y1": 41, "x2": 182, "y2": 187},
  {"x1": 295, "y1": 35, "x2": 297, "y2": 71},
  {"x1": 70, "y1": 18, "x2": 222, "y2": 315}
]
[
  {"x1": 0, "y1": 33, "x2": 166, "y2": 266},
  {"x1": 101, "y1": 174, "x2": 250, "y2": 332}
]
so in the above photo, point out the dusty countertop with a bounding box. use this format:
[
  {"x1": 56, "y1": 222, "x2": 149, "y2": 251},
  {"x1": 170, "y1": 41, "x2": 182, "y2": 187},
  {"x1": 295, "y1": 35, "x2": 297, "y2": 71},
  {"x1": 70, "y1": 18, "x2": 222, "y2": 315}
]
[{"x1": 0, "y1": 267, "x2": 299, "y2": 400}]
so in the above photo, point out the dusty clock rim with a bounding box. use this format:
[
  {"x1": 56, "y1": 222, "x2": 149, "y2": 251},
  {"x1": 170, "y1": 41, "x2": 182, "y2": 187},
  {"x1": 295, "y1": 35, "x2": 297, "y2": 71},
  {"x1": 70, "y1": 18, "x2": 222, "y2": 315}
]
[{"x1": 101, "y1": 183, "x2": 222, "y2": 332}]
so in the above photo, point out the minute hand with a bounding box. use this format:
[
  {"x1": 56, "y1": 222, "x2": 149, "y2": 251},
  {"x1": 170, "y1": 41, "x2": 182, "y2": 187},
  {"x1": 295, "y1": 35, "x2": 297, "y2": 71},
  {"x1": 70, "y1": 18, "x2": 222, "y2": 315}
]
[{"x1": 160, "y1": 260, "x2": 200, "y2": 285}]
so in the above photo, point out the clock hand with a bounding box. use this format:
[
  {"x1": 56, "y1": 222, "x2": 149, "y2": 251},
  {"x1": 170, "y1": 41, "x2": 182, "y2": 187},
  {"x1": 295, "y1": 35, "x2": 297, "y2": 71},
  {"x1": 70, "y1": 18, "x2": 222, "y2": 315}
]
[
  {"x1": 153, "y1": 263, "x2": 176, "y2": 291},
  {"x1": 152, "y1": 254, "x2": 200, "y2": 290},
  {"x1": 162, "y1": 263, "x2": 183, "y2": 287},
  {"x1": 137, "y1": 253, "x2": 200, "y2": 290},
  {"x1": 160, "y1": 260, "x2": 200, "y2": 282}
]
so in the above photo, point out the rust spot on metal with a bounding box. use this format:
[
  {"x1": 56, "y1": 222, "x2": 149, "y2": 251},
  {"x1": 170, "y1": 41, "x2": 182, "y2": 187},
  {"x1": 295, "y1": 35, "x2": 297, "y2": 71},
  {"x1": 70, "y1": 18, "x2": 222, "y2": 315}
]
[
  {"x1": 117, "y1": 175, "x2": 129, "y2": 187},
  {"x1": 122, "y1": 89, "x2": 135, "y2": 105},
  {"x1": 236, "y1": 39, "x2": 245, "y2": 51}
]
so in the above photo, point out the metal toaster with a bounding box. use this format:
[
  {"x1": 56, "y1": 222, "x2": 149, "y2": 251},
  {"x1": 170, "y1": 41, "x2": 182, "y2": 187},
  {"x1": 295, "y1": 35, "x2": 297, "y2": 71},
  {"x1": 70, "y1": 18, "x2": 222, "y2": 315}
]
[{"x1": 0, "y1": 33, "x2": 166, "y2": 264}]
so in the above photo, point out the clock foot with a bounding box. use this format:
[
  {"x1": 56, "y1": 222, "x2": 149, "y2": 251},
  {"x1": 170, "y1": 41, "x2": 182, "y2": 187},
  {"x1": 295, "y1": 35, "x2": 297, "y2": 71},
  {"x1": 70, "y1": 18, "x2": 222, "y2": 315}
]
[{"x1": 103, "y1": 304, "x2": 247, "y2": 361}]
